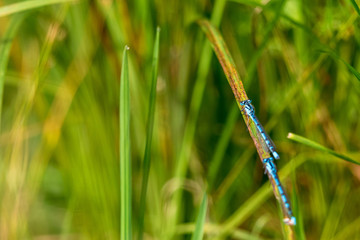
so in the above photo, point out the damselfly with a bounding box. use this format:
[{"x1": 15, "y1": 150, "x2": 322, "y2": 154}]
[
  {"x1": 240, "y1": 100, "x2": 280, "y2": 160},
  {"x1": 263, "y1": 157, "x2": 296, "y2": 225}
]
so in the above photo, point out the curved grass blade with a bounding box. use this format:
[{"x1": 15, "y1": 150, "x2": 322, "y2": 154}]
[
  {"x1": 0, "y1": 15, "x2": 25, "y2": 131},
  {"x1": 350, "y1": 0, "x2": 360, "y2": 16},
  {"x1": 319, "y1": 49, "x2": 360, "y2": 82},
  {"x1": 191, "y1": 194, "x2": 208, "y2": 240},
  {"x1": 137, "y1": 27, "x2": 160, "y2": 240},
  {"x1": 287, "y1": 133, "x2": 360, "y2": 165},
  {"x1": 198, "y1": 20, "x2": 248, "y2": 104},
  {"x1": 0, "y1": 0, "x2": 76, "y2": 17},
  {"x1": 198, "y1": 20, "x2": 269, "y2": 161},
  {"x1": 120, "y1": 45, "x2": 131, "y2": 240}
]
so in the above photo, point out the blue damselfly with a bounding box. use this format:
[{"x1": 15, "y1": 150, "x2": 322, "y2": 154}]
[
  {"x1": 263, "y1": 157, "x2": 296, "y2": 225},
  {"x1": 240, "y1": 100, "x2": 280, "y2": 160}
]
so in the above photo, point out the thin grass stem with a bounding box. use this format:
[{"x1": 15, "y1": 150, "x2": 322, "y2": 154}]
[
  {"x1": 120, "y1": 45, "x2": 131, "y2": 240},
  {"x1": 137, "y1": 27, "x2": 160, "y2": 240}
]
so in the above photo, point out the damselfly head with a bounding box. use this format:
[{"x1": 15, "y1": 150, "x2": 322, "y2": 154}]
[
  {"x1": 262, "y1": 157, "x2": 276, "y2": 175},
  {"x1": 262, "y1": 157, "x2": 274, "y2": 164},
  {"x1": 240, "y1": 100, "x2": 255, "y2": 115},
  {"x1": 240, "y1": 99, "x2": 252, "y2": 106}
]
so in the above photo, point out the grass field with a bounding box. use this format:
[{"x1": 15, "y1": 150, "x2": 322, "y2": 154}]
[{"x1": 1, "y1": 0, "x2": 360, "y2": 239}]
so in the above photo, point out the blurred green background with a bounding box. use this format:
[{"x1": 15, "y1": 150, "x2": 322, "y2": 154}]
[{"x1": 1, "y1": 0, "x2": 360, "y2": 239}]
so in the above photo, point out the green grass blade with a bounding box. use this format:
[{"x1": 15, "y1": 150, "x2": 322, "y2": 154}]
[
  {"x1": 198, "y1": 20, "x2": 248, "y2": 104},
  {"x1": 228, "y1": 0, "x2": 263, "y2": 7},
  {"x1": 137, "y1": 27, "x2": 160, "y2": 240},
  {"x1": 292, "y1": 185, "x2": 306, "y2": 240},
  {"x1": 198, "y1": 20, "x2": 274, "y2": 162},
  {"x1": 120, "y1": 45, "x2": 131, "y2": 240},
  {"x1": 340, "y1": 60, "x2": 360, "y2": 81},
  {"x1": 207, "y1": 101, "x2": 239, "y2": 189},
  {"x1": 95, "y1": 0, "x2": 126, "y2": 52},
  {"x1": 287, "y1": 133, "x2": 360, "y2": 165},
  {"x1": 170, "y1": 1, "x2": 226, "y2": 236},
  {"x1": 333, "y1": 217, "x2": 360, "y2": 240},
  {"x1": 0, "y1": 15, "x2": 24, "y2": 131},
  {"x1": 350, "y1": 0, "x2": 360, "y2": 16},
  {"x1": 175, "y1": 2, "x2": 227, "y2": 181},
  {"x1": 191, "y1": 194, "x2": 208, "y2": 240},
  {"x1": 0, "y1": 0, "x2": 76, "y2": 17},
  {"x1": 319, "y1": 49, "x2": 360, "y2": 81},
  {"x1": 320, "y1": 181, "x2": 350, "y2": 240},
  {"x1": 245, "y1": 0, "x2": 285, "y2": 84}
]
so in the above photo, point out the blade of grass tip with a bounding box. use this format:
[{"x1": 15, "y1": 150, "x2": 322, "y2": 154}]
[
  {"x1": 198, "y1": 20, "x2": 248, "y2": 104},
  {"x1": 0, "y1": 0, "x2": 77, "y2": 17},
  {"x1": 191, "y1": 194, "x2": 208, "y2": 240},
  {"x1": 198, "y1": 20, "x2": 271, "y2": 161},
  {"x1": 120, "y1": 45, "x2": 131, "y2": 240},
  {"x1": 350, "y1": 0, "x2": 360, "y2": 16},
  {"x1": 0, "y1": 15, "x2": 25, "y2": 131},
  {"x1": 287, "y1": 133, "x2": 360, "y2": 165},
  {"x1": 137, "y1": 27, "x2": 160, "y2": 240}
]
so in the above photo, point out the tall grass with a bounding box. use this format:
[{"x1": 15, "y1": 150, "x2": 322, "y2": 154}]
[
  {"x1": 1, "y1": 0, "x2": 360, "y2": 239},
  {"x1": 191, "y1": 194, "x2": 208, "y2": 240},
  {"x1": 120, "y1": 45, "x2": 131, "y2": 240},
  {"x1": 137, "y1": 27, "x2": 160, "y2": 240}
]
